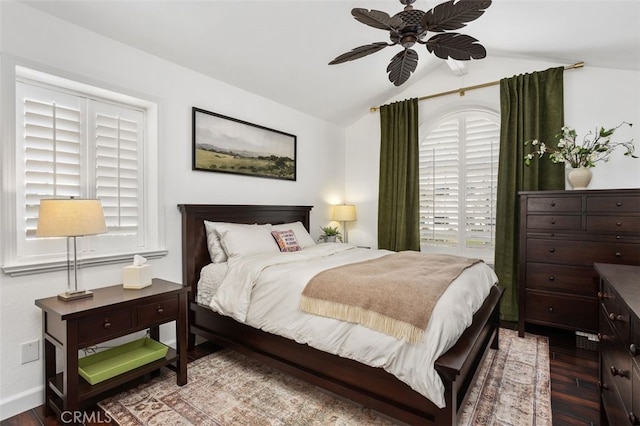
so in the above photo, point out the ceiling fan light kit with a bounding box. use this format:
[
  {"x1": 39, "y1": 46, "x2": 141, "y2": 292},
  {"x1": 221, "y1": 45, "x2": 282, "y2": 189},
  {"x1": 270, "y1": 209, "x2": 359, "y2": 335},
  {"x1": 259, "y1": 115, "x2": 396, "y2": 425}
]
[{"x1": 329, "y1": 0, "x2": 492, "y2": 86}]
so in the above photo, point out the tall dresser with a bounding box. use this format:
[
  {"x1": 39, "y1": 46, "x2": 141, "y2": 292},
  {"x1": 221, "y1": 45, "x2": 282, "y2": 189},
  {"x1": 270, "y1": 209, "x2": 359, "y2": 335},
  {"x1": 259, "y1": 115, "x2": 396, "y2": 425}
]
[
  {"x1": 518, "y1": 189, "x2": 640, "y2": 337},
  {"x1": 595, "y1": 263, "x2": 639, "y2": 426}
]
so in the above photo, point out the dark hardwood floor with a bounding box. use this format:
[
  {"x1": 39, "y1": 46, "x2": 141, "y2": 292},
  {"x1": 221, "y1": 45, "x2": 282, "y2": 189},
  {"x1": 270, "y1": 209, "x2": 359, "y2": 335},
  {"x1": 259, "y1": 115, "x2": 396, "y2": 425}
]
[{"x1": 1, "y1": 328, "x2": 599, "y2": 426}]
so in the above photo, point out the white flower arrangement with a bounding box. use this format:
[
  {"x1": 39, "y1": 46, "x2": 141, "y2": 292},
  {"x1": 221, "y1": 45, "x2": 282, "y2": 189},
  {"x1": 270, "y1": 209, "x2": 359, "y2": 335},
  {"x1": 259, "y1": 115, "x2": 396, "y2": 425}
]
[{"x1": 524, "y1": 122, "x2": 637, "y2": 168}]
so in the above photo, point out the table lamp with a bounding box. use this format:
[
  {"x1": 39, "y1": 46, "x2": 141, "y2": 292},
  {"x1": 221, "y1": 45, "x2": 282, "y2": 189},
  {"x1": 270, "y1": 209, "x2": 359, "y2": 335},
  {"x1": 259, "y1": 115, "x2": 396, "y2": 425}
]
[
  {"x1": 36, "y1": 198, "x2": 107, "y2": 301},
  {"x1": 331, "y1": 204, "x2": 357, "y2": 243}
]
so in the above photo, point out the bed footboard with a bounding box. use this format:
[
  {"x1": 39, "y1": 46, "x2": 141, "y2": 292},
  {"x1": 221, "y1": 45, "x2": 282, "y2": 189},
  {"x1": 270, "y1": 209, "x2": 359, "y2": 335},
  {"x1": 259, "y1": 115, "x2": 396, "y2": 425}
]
[{"x1": 189, "y1": 285, "x2": 503, "y2": 425}]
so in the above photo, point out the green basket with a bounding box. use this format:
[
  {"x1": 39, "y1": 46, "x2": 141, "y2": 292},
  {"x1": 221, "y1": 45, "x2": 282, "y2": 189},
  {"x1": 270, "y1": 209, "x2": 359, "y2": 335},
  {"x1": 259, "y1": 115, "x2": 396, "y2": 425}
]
[{"x1": 78, "y1": 337, "x2": 169, "y2": 385}]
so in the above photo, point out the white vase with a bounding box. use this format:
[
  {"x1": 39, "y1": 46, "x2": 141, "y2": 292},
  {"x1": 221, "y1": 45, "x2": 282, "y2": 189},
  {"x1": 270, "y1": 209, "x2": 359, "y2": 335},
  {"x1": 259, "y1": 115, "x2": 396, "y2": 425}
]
[{"x1": 567, "y1": 167, "x2": 593, "y2": 190}]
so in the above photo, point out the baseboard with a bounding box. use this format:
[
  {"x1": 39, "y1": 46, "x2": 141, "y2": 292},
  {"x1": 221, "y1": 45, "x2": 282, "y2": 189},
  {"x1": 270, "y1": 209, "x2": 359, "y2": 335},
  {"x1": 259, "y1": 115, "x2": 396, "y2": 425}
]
[{"x1": 0, "y1": 384, "x2": 43, "y2": 421}]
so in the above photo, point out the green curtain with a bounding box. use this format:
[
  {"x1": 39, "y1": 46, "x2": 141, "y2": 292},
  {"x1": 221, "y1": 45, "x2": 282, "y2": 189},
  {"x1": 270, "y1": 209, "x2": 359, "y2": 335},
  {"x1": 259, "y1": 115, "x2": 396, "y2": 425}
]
[
  {"x1": 495, "y1": 67, "x2": 565, "y2": 321},
  {"x1": 378, "y1": 98, "x2": 420, "y2": 251}
]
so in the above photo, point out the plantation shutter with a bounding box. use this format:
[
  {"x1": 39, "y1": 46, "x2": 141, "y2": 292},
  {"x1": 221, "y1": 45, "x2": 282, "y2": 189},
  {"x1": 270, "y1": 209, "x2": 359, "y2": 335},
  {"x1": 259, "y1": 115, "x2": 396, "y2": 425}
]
[
  {"x1": 19, "y1": 83, "x2": 84, "y2": 237},
  {"x1": 419, "y1": 117, "x2": 460, "y2": 249},
  {"x1": 419, "y1": 110, "x2": 499, "y2": 259},
  {"x1": 464, "y1": 115, "x2": 500, "y2": 252},
  {"x1": 93, "y1": 102, "x2": 143, "y2": 235}
]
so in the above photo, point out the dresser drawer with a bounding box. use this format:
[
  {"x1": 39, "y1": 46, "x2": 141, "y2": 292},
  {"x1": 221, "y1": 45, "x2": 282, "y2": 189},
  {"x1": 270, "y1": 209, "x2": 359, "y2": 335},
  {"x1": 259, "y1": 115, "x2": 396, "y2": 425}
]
[
  {"x1": 525, "y1": 291, "x2": 598, "y2": 331},
  {"x1": 526, "y1": 215, "x2": 582, "y2": 231},
  {"x1": 602, "y1": 282, "x2": 631, "y2": 346},
  {"x1": 633, "y1": 366, "x2": 640, "y2": 425},
  {"x1": 602, "y1": 382, "x2": 629, "y2": 426},
  {"x1": 526, "y1": 196, "x2": 581, "y2": 212},
  {"x1": 78, "y1": 309, "x2": 133, "y2": 345},
  {"x1": 527, "y1": 239, "x2": 640, "y2": 265},
  {"x1": 587, "y1": 215, "x2": 640, "y2": 234},
  {"x1": 587, "y1": 195, "x2": 640, "y2": 213},
  {"x1": 526, "y1": 262, "x2": 597, "y2": 296},
  {"x1": 137, "y1": 296, "x2": 179, "y2": 326},
  {"x1": 601, "y1": 311, "x2": 632, "y2": 412}
]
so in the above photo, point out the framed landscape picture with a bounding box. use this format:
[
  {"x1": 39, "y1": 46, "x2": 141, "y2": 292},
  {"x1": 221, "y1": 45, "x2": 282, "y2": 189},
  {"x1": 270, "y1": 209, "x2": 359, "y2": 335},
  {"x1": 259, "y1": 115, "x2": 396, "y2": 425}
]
[{"x1": 192, "y1": 107, "x2": 297, "y2": 181}]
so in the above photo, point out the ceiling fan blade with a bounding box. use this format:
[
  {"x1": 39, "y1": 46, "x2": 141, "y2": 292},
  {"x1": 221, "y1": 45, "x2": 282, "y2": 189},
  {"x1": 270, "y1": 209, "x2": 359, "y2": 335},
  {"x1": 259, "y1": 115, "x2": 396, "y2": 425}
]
[
  {"x1": 425, "y1": 33, "x2": 486, "y2": 60},
  {"x1": 352, "y1": 8, "x2": 405, "y2": 32},
  {"x1": 422, "y1": 0, "x2": 492, "y2": 32},
  {"x1": 386, "y1": 49, "x2": 419, "y2": 86},
  {"x1": 329, "y1": 42, "x2": 391, "y2": 65}
]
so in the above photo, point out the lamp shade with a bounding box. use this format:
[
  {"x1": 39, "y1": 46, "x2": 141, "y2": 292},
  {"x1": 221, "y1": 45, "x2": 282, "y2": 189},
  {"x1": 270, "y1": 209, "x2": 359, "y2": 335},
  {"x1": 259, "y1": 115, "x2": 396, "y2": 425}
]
[
  {"x1": 36, "y1": 199, "x2": 107, "y2": 237},
  {"x1": 331, "y1": 204, "x2": 357, "y2": 222}
]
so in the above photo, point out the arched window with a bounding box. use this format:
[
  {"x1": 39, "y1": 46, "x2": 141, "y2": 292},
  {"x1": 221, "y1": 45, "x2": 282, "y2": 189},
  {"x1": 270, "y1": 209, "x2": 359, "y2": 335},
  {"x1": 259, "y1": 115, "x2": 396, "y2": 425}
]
[{"x1": 419, "y1": 109, "x2": 500, "y2": 261}]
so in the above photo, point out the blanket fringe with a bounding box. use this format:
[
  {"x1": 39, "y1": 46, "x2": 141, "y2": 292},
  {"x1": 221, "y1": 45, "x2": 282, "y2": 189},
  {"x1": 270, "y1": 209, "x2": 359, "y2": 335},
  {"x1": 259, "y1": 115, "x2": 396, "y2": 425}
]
[{"x1": 300, "y1": 296, "x2": 424, "y2": 344}]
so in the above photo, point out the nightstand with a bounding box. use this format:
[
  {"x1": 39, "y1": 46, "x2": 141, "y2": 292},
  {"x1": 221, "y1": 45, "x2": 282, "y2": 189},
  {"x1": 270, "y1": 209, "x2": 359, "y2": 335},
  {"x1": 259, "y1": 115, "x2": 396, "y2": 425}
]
[{"x1": 35, "y1": 278, "x2": 189, "y2": 419}]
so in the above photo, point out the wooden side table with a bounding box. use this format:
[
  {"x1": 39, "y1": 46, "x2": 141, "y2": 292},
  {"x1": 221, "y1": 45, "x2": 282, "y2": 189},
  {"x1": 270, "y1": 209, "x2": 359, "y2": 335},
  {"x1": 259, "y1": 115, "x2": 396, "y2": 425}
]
[{"x1": 35, "y1": 278, "x2": 189, "y2": 419}]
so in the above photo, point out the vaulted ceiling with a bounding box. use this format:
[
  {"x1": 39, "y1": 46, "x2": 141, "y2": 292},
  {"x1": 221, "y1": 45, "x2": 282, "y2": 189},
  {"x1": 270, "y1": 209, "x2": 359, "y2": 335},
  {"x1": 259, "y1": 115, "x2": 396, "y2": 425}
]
[{"x1": 20, "y1": 0, "x2": 640, "y2": 127}]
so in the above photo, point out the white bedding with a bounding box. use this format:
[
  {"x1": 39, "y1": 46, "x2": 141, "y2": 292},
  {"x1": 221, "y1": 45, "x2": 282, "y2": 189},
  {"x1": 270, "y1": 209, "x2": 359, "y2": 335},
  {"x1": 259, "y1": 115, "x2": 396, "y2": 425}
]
[{"x1": 202, "y1": 243, "x2": 498, "y2": 408}]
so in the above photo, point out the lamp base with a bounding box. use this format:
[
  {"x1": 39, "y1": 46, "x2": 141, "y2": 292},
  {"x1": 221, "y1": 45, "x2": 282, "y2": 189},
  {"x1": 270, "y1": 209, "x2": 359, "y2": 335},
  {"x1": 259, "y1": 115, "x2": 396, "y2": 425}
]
[{"x1": 58, "y1": 290, "x2": 93, "y2": 302}]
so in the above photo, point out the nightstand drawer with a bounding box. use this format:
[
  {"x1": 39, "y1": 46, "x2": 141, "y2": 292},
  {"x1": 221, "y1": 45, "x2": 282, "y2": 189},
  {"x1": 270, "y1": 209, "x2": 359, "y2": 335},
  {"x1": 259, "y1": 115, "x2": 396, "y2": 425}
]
[
  {"x1": 525, "y1": 262, "x2": 596, "y2": 296},
  {"x1": 137, "y1": 296, "x2": 179, "y2": 326},
  {"x1": 525, "y1": 292, "x2": 598, "y2": 331},
  {"x1": 526, "y1": 196, "x2": 582, "y2": 212},
  {"x1": 78, "y1": 309, "x2": 133, "y2": 345},
  {"x1": 526, "y1": 214, "x2": 581, "y2": 231}
]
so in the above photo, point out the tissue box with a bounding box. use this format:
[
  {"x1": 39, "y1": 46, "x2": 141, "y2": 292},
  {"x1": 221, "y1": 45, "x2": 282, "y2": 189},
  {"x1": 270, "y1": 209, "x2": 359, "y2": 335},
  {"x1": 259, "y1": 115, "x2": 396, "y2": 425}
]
[{"x1": 123, "y1": 264, "x2": 152, "y2": 289}]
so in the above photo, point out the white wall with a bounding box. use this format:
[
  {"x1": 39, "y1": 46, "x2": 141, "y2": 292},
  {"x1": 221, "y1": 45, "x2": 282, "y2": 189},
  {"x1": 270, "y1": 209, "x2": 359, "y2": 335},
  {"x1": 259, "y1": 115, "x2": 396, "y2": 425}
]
[
  {"x1": 345, "y1": 57, "x2": 640, "y2": 248},
  {"x1": 0, "y1": 1, "x2": 345, "y2": 419}
]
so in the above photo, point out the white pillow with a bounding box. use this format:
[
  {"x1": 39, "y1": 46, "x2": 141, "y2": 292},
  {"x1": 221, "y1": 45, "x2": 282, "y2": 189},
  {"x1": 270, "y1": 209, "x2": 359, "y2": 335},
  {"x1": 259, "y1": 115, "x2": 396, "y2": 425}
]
[
  {"x1": 272, "y1": 221, "x2": 316, "y2": 248},
  {"x1": 216, "y1": 223, "x2": 280, "y2": 258},
  {"x1": 204, "y1": 221, "x2": 229, "y2": 263}
]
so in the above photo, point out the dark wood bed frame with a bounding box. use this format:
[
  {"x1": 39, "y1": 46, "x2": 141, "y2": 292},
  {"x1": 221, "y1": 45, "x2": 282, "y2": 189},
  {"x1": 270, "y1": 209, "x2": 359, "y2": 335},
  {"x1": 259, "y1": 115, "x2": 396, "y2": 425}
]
[{"x1": 179, "y1": 204, "x2": 504, "y2": 425}]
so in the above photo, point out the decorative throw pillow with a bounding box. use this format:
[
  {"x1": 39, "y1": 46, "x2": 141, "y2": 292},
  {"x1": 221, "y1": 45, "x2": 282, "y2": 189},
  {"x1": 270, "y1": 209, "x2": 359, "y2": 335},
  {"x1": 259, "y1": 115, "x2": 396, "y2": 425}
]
[
  {"x1": 216, "y1": 223, "x2": 280, "y2": 258},
  {"x1": 272, "y1": 221, "x2": 316, "y2": 248},
  {"x1": 271, "y1": 230, "x2": 302, "y2": 252}
]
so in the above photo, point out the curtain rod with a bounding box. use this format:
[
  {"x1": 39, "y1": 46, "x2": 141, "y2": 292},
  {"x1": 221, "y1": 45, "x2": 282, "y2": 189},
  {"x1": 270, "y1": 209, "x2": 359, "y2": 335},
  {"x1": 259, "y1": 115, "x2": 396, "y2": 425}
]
[{"x1": 370, "y1": 61, "x2": 584, "y2": 112}]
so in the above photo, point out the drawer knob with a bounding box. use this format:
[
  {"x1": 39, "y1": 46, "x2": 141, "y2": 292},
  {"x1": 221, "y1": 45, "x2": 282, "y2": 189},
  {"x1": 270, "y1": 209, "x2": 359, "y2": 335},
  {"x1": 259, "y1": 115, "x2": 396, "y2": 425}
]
[
  {"x1": 548, "y1": 275, "x2": 555, "y2": 281},
  {"x1": 550, "y1": 219, "x2": 556, "y2": 225},
  {"x1": 548, "y1": 248, "x2": 555, "y2": 253},
  {"x1": 598, "y1": 333, "x2": 611, "y2": 342},
  {"x1": 598, "y1": 381, "x2": 609, "y2": 390},
  {"x1": 630, "y1": 343, "x2": 638, "y2": 357},
  {"x1": 103, "y1": 319, "x2": 111, "y2": 329},
  {"x1": 609, "y1": 312, "x2": 626, "y2": 322},
  {"x1": 550, "y1": 202, "x2": 556, "y2": 207},
  {"x1": 610, "y1": 365, "x2": 629, "y2": 378},
  {"x1": 616, "y1": 221, "x2": 622, "y2": 227},
  {"x1": 157, "y1": 306, "x2": 164, "y2": 314},
  {"x1": 548, "y1": 307, "x2": 554, "y2": 313},
  {"x1": 616, "y1": 201, "x2": 623, "y2": 207},
  {"x1": 615, "y1": 252, "x2": 622, "y2": 258}
]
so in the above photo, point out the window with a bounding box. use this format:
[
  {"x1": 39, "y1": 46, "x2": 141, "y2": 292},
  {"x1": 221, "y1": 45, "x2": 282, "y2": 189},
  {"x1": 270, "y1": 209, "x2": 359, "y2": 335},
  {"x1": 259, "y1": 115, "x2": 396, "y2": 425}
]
[
  {"x1": 3, "y1": 65, "x2": 164, "y2": 275},
  {"x1": 418, "y1": 109, "x2": 500, "y2": 261}
]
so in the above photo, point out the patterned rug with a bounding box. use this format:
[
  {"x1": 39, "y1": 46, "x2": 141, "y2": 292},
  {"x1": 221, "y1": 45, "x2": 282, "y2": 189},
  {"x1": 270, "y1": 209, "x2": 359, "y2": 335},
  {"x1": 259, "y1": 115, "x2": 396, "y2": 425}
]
[{"x1": 99, "y1": 329, "x2": 550, "y2": 425}]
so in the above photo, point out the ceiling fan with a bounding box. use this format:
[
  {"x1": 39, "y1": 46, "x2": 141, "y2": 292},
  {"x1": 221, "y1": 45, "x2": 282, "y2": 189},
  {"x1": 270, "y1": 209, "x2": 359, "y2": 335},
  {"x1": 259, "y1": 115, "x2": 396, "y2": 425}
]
[{"x1": 329, "y1": 0, "x2": 492, "y2": 86}]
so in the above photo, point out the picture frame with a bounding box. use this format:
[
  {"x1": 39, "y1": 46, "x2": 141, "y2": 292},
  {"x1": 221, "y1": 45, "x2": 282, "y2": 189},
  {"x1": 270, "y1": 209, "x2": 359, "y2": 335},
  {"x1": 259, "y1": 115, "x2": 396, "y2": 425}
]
[{"x1": 192, "y1": 107, "x2": 297, "y2": 181}]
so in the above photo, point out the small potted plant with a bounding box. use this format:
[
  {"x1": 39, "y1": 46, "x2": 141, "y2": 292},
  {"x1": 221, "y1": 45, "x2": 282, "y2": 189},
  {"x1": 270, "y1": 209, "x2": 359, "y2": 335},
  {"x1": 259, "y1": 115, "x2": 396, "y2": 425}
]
[{"x1": 319, "y1": 226, "x2": 342, "y2": 242}]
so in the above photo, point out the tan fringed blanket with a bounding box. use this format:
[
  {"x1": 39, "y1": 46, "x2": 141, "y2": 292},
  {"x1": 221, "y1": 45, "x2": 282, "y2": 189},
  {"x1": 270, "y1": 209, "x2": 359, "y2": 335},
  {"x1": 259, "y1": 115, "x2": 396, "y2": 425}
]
[{"x1": 300, "y1": 252, "x2": 482, "y2": 344}]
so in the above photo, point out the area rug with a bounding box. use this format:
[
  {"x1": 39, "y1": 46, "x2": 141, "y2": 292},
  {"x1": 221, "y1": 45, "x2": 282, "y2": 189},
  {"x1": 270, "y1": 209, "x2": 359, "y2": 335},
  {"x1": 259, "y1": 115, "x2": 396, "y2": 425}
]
[{"x1": 98, "y1": 328, "x2": 550, "y2": 425}]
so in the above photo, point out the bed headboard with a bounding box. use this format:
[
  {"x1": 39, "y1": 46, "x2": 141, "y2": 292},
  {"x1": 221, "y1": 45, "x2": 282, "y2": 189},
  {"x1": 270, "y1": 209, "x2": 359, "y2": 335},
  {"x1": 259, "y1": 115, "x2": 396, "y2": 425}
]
[{"x1": 178, "y1": 204, "x2": 313, "y2": 300}]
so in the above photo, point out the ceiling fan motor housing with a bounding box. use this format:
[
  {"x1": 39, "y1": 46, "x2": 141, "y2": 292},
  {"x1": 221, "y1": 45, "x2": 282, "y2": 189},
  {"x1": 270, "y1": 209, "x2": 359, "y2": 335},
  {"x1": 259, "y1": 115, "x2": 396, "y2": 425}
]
[{"x1": 391, "y1": 9, "x2": 427, "y2": 48}]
